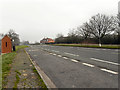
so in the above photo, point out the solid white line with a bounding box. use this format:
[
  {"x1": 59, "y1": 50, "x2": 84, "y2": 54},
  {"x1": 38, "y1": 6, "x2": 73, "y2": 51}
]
[
  {"x1": 63, "y1": 57, "x2": 68, "y2": 59},
  {"x1": 82, "y1": 63, "x2": 95, "y2": 67},
  {"x1": 100, "y1": 68, "x2": 118, "y2": 75},
  {"x1": 90, "y1": 58, "x2": 120, "y2": 66},
  {"x1": 71, "y1": 59, "x2": 78, "y2": 63},
  {"x1": 58, "y1": 55, "x2": 62, "y2": 57}
]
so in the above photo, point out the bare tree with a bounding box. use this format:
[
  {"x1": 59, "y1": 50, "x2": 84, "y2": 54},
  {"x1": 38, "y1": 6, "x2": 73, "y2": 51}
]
[
  {"x1": 7, "y1": 29, "x2": 20, "y2": 45},
  {"x1": 85, "y1": 13, "x2": 117, "y2": 46},
  {"x1": 77, "y1": 23, "x2": 91, "y2": 39},
  {"x1": 56, "y1": 33, "x2": 64, "y2": 38},
  {"x1": 68, "y1": 28, "x2": 77, "y2": 37}
]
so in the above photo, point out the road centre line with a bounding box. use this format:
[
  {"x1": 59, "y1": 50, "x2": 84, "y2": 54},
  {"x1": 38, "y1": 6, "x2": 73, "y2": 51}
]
[
  {"x1": 90, "y1": 58, "x2": 120, "y2": 66},
  {"x1": 49, "y1": 53, "x2": 53, "y2": 54},
  {"x1": 63, "y1": 57, "x2": 68, "y2": 59},
  {"x1": 100, "y1": 68, "x2": 118, "y2": 75},
  {"x1": 64, "y1": 52, "x2": 79, "y2": 56},
  {"x1": 52, "y1": 50, "x2": 59, "y2": 52},
  {"x1": 82, "y1": 63, "x2": 95, "y2": 67},
  {"x1": 53, "y1": 54, "x2": 57, "y2": 56},
  {"x1": 71, "y1": 59, "x2": 79, "y2": 63},
  {"x1": 58, "y1": 55, "x2": 62, "y2": 57}
]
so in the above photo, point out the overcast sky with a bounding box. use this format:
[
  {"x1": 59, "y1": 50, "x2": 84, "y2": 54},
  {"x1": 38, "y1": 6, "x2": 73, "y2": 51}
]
[{"x1": 0, "y1": 0, "x2": 119, "y2": 43}]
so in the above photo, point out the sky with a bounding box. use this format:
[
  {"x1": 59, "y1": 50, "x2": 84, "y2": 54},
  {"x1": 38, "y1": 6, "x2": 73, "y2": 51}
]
[{"x1": 0, "y1": 0, "x2": 119, "y2": 43}]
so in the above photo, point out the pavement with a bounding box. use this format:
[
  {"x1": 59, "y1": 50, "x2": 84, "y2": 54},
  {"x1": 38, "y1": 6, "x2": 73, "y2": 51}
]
[
  {"x1": 25, "y1": 45, "x2": 119, "y2": 88},
  {"x1": 3, "y1": 48, "x2": 46, "y2": 88}
]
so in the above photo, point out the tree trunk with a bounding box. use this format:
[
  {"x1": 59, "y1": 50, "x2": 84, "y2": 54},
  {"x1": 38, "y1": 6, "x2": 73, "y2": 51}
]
[{"x1": 98, "y1": 38, "x2": 101, "y2": 47}]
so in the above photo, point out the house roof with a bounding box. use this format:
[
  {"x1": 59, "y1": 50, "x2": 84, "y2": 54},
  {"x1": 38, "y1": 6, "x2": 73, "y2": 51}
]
[{"x1": 1, "y1": 34, "x2": 12, "y2": 40}]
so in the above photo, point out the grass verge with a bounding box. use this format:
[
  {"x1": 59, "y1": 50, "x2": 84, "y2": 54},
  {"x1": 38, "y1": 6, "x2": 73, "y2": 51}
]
[
  {"x1": 2, "y1": 45, "x2": 28, "y2": 87},
  {"x1": 53, "y1": 44, "x2": 120, "y2": 49},
  {"x1": 13, "y1": 71, "x2": 21, "y2": 88},
  {"x1": 33, "y1": 67, "x2": 47, "y2": 89}
]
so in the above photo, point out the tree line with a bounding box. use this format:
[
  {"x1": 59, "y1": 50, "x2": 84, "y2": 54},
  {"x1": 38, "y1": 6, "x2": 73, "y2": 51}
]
[{"x1": 55, "y1": 13, "x2": 119, "y2": 46}]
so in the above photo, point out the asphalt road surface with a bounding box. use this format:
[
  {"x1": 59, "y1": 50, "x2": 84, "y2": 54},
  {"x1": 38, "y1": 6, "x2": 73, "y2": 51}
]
[{"x1": 25, "y1": 45, "x2": 119, "y2": 88}]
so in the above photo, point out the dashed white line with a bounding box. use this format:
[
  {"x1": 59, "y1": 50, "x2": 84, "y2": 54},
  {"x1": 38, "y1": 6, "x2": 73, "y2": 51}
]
[
  {"x1": 115, "y1": 50, "x2": 118, "y2": 51},
  {"x1": 71, "y1": 59, "x2": 78, "y2": 63},
  {"x1": 49, "y1": 53, "x2": 53, "y2": 54},
  {"x1": 102, "y1": 49, "x2": 107, "y2": 50},
  {"x1": 64, "y1": 52, "x2": 79, "y2": 57},
  {"x1": 96, "y1": 49, "x2": 101, "y2": 50},
  {"x1": 82, "y1": 63, "x2": 95, "y2": 67},
  {"x1": 53, "y1": 54, "x2": 57, "y2": 56},
  {"x1": 100, "y1": 68, "x2": 118, "y2": 75},
  {"x1": 90, "y1": 58, "x2": 120, "y2": 66},
  {"x1": 52, "y1": 50, "x2": 59, "y2": 52},
  {"x1": 58, "y1": 55, "x2": 62, "y2": 57},
  {"x1": 63, "y1": 57, "x2": 68, "y2": 59}
]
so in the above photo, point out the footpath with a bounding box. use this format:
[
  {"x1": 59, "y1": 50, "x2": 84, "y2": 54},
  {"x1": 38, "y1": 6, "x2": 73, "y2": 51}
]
[{"x1": 3, "y1": 48, "x2": 47, "y2": 88}]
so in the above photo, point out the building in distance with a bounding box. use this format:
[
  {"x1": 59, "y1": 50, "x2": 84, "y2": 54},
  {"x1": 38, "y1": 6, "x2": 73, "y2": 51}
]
[{"x1": 40, "y1": 38, "x2": 55, "y2": 44}]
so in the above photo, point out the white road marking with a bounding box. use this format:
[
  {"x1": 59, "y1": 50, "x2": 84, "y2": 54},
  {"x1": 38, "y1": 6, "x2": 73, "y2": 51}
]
[
  {"x1": 81, "y1": 48, "x2": 91, "y2": 50},
  {"x1": 90, "y1": 58, "x2": 120, "y2": 66},
  {"x1": 63, "y1": 57, "x2": 68, "y2": 59},
  {"x1": 102, "y1": 49, "x2": 107, "y2": 50},
  {"x1": 96, "y1": 49, "x2": 101, "y2": 50},
  {"x1": 52, "y1": 50, "x2": 59, "y2": 53},
  {"x1": 31, "y1": 50, "x2": 38, "y2": 51},
  {"x1": 64, "y1": 52, "x2": 79, "y2": 57},
  {"x1": 49, "y1": 53, "x2": 53, "y2": 54},
  {"x1": 53, "y1": 54, "x2": 57, "y2": 56},
  {"x1": 71, "y1": 59, "x2": 78, "y2": 63},
  {"x1": 100, "y1": 68, "x2": 118, "y2": 75},
  {"x1": 58, "y1": 55, "x2": 62, "y2": 57},
  {"x1": 115, "y1": 50, "x2": 119, "y2": 51},
  {"x1": 33, "y1": 55, "x2": 37, "y2": 56},
  {"x1": 82, "y1": 63, "x2": 94, "y2": 67}
]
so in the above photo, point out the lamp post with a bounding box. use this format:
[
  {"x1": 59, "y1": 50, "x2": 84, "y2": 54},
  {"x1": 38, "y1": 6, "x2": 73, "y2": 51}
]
[{"x1": 12, "y1": 39, "x2": 16, "y2": 51}]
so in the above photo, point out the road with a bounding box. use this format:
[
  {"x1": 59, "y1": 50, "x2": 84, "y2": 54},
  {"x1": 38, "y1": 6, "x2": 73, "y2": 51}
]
[{"x1": 25, "y1": 45, "x2": 119, "y2": 88}]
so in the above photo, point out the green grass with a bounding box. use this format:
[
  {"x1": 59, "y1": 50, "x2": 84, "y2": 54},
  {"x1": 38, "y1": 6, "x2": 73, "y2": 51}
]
[
  {"x1": 33, "y1": 67, "x2": 47, "y2": 89},
  {"x1": 16, "y1": 45, "x2": 28, "y2": 51},
  {"x1": 15, "y1": 70, "x2": 21, "y2": 76},
  {"x1": 53, "y1": 44, "x2": 120, "y2": 49},
  {"x1": 2, "y1": 45, "x2": 28, "y2": 87},
  {"x1": 2, "y1": 52, "x2": 16, "y2": 86},
  {"x1": 13, "y1": 72, "x2": 20, "y2": 88}
]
